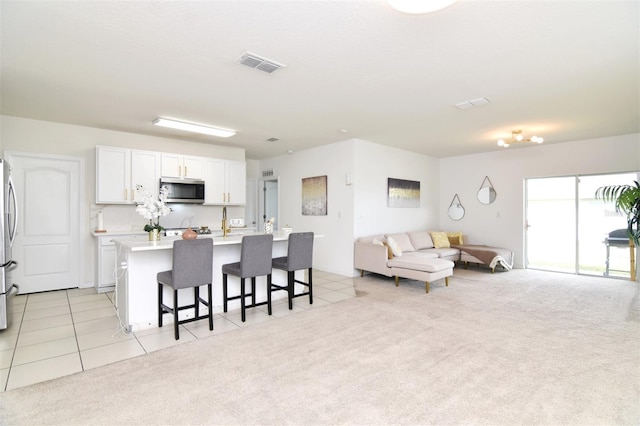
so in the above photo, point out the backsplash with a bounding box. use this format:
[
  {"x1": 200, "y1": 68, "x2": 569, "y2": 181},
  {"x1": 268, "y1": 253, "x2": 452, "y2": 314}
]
[{"x1": 91, "y1": 204, "x2": 246, "y2": 233}]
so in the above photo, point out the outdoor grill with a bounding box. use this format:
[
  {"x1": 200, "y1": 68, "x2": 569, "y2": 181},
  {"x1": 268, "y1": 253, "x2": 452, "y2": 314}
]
[{"x1": 604, "y1": 228, "x2": 630, "y2": 276}]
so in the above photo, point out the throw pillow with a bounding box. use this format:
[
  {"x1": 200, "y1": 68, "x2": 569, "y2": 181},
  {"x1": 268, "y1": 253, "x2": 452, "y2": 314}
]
[
  {"x1": 447, "y1": 231, "x2": 464, "y2": 245},
  {"x1": 385, "y1": 233, "x2": 415, "y2": 253},
  {"x1": 430, "y1": 231, "x2": 450, "y2": 248},
  {"x1": 385, "y1": 236, "x2": 403, "y2": 257}
]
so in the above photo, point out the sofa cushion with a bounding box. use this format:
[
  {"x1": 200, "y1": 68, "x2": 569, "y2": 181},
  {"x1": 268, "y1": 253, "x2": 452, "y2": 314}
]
[
  {"x1": 408, "y1": 231, "x2": 434, "y2": 250},
  {"x1": 386, "y1": 233, "x2": 415, "y2": 253},
  {"x1": 403, "y1": 251, "x2": 439, "y2": 259},
  {"x1": 427, "y1": 247, "x2": 460, "y2": 258},
  {"x1": 388, "y1": 256, "x2": 454, "y2": 273},
  {"x1": 447, "y1": 231, "x2": 464, "y2": 245},
  {"x1": 430, "y1": 231, "x2": 450, "y2": 248},
  {"x1": 385, "y1": 236, "x2": 403, "y2": 257}
]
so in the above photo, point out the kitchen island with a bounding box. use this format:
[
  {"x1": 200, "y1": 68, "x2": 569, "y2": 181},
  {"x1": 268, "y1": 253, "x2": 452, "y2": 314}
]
[{"x1": 113, "y1": 232, "x2": 300, "y2": 332}]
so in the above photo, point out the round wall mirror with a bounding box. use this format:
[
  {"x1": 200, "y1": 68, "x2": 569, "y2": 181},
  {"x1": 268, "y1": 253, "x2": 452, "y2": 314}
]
[
  {"x1": 477, "y1": 176, "x2": 497, "y2": 205},
  {"x1": 478, "y1": 186, "x2": 497, "y2": 204},
  {"x1": 448, "y1": 194, "x2": 465, "y2": 221}
]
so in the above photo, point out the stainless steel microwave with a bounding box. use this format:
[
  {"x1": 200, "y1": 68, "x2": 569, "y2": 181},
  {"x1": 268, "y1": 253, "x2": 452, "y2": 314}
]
[{"x1": 160, "y1": 177, "x2": 205, "y2": 204}]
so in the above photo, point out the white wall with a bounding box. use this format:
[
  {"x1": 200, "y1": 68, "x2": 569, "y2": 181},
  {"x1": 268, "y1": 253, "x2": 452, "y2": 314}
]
[
  {"x1": 258, "y1": 140, "x2": 356, "y2": 276},
  {"x1": 439, "y1": 133, "x2": 640, "y2": 268},
  {"x1": 257, "y1": 138, "x2": 440, "y2": 277},
  {"x1": 1, "y1": 115, "x2": 246, "y2": 287},
  {"x1": 353, "y1": 139, "x2": 440, "y2": 238}
]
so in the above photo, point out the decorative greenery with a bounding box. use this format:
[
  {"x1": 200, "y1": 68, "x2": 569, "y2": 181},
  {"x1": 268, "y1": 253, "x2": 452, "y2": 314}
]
[
  {"x1": 595, "y1": 180, "x2": 640, "y2": 245},
  {"x1": 136, "y1": 184, "x2": 171, "y2": 232}
]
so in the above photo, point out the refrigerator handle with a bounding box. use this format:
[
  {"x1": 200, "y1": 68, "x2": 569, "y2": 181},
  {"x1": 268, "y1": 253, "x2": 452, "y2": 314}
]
[
  {"x1": 8, "y1": 283, "x2": 19, "y2": 296},
  {"x1": 8, "y1": 176, "x2": 18, "y2": 247}
]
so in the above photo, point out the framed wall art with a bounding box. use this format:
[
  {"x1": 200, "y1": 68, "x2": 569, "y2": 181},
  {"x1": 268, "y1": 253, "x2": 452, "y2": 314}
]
[
  {"x1": 387, "y1": 178, "x2": 420, "y2": 208},
  {"x1": 302, "y1": 175, "x2": 328, "y2": 215}
]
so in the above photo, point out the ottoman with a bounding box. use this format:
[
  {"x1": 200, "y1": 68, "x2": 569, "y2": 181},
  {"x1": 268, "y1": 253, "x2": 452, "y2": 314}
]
[{"x1": 387, "y1": 257, "x2": 454, "y2": 293}]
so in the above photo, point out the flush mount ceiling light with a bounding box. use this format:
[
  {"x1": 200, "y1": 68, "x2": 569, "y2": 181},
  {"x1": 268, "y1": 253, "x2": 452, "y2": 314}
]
[
  {"x1": 152, "y1": 118, "x2": 236, "y2": 138},
  {"x1": 497, "y1": 130, "x2": 544, "y2": 148},
  {"x1": 387, "y1": 0, "x2": 458, "y2": 14}
]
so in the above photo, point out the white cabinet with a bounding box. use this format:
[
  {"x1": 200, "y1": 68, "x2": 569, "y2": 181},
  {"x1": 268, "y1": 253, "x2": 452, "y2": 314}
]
[
  {"x1": 95, "y1": 146, "x2": 160, "y2": 204},
  {"x1": 96, "y1": 146, "x2": 245, "y2": 205},
  {"x1": 226, "y1": 160, "x2": 246, "y2": 205},
  {"x1": 204, "y1": 159, "x2": 246, "y2": 205},
  {"x1": 96, "y1": 146, "x2": 130, "y2": 203},
  {"x1": 131, "y1": 150, "x2": 161, "y2": 201},
  {"x1": 96, "y1": 233, "x2": 139, "y2": 292},
  {"x1": 161, "y1": 154, "x2": 205, "y2": 179}
]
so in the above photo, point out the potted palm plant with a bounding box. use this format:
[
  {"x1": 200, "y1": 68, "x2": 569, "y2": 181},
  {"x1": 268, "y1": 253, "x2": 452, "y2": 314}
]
[{"x1": 595, "y1": 180, "x2": 640, "y2": 280}]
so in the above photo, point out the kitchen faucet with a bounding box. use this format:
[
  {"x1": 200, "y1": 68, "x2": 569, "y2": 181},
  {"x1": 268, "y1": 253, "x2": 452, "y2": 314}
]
[{"x1": 221, "y1": 206, "x2": 230, "y2": 237}]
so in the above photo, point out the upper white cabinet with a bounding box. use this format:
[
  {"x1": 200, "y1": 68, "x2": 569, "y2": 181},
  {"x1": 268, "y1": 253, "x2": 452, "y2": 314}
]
[
  {"x1": 226, "y1": 160, "x2": 246, "y2": 205},
  {"x1": 96, "y1": 145, "x2": 244, "y2": 205},
  {"x1": 161, "y1": 154, "x2": 205, "y2": 179},
  {"x1": 131, "y1": 150, "x2": 161, "y2": 201},
  {"x1": 96, "y1": 146, "x2": 131, "y2": 204},
  {"x1": 96, "y1": 146, "x2": 161, "y2": 204},
  {"x1": 204, "y1": 159, "x2": 246, "y2": 205}
]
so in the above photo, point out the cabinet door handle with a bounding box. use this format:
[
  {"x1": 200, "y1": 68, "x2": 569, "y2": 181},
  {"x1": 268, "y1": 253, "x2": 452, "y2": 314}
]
[
  {"x1": 178, "y1": 165, "x2": 182, "y2": 177},
  {"x1": 125, "y1": 188, "x2": 128, "y2": 201}
]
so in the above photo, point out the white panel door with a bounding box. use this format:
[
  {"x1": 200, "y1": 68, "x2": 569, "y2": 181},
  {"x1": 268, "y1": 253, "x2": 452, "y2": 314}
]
[{"x1": 9, "y1": 154, "x2": 82, "y2": 293}]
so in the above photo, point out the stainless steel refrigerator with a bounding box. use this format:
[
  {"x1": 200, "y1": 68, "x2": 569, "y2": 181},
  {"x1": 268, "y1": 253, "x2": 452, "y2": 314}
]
[{"x1": 0, "y1": 159, "x2": 19, "y2": 331}]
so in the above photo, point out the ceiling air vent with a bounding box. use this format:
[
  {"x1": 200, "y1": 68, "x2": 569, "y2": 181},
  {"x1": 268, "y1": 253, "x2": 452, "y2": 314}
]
[
  {"x1": 266, "y1": 137, "x2": 280, "y2": 142},
  {"x1": 238, "y1": 51, "x2": 285, "y2": 74}
]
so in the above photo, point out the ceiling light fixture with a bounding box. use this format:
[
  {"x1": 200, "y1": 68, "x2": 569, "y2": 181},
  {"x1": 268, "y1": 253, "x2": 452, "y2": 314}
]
[
  {"x1": 387, "y1": 0, "x2": 458, "y2": 14},
  {"x1": 497, "y1": 130, "x2": 544, "y2": 148},
  {"x1": 152, "y1": 118, "x2": 236, "y2": 138}
]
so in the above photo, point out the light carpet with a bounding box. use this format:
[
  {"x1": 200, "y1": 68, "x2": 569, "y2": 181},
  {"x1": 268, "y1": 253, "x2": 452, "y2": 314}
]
[{"x1": 0, "y1": 269, "x2": 638, "y2": 425}]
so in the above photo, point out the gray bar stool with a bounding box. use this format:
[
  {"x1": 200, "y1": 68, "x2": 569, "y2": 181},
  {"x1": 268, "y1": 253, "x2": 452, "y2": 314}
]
[
  {"x1": 222, "y1": 234, "x2": 274, "y2": 322},
  {"x1": 157, "y1": 238, "x2": 214, "y2": 340},
  {"x1": 271, "y1": 232, "x2": 314, "y2": 310}
]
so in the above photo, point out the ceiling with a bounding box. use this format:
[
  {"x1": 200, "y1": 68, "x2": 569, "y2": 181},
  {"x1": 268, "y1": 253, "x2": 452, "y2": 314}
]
[{"x1": 1, "y1": 1, "x2": 638, "y2": 160}]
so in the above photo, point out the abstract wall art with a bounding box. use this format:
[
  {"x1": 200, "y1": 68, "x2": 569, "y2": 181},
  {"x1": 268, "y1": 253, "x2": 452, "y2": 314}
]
[
  {"x1": 387, "y1": 178, "x2": 420, "y2": 208},
  {"x1": 302, "y1": 175, "x2": 328, "y2": 215}
]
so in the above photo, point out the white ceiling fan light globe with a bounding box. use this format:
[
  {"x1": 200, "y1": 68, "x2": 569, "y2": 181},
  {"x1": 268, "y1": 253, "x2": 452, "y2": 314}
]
[{"x1": 387, "y1": 0, "x2": 458, "y2": 14}]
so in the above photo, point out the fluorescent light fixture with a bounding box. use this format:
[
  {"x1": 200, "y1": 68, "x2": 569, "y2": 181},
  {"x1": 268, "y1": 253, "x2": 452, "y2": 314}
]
[
  {"x1": 387, "y1": 0, "x2": 458, "y2": 14},
  {"x1": 152, "y1": 118, "x2": 236, "y2": 138}
]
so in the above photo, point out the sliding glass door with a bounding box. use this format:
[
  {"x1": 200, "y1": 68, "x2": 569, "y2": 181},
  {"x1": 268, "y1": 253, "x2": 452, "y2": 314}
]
[
  {"x1": 526, "y1": 172, "x2": 638, "y2": 278},
  {"x1": 526, "y1": 177, "x2": 576, "y2": 273}
]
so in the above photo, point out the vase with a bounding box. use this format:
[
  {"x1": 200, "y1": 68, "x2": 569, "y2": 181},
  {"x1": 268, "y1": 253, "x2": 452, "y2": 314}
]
[
  {"x1": 182, "y1": 227, "x2": 197, "y2": 240},
  {"x1": 264, "y1": 222, "x2": 273, "y2": 235},
  {"x1": 148, "y1": 229, "x2": 160, "y2": 241}
]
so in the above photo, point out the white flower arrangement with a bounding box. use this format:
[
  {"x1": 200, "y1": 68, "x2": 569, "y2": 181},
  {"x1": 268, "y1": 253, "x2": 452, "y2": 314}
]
[{"x1": 135, "y1": 185, "x2": 171, "y2": 232}]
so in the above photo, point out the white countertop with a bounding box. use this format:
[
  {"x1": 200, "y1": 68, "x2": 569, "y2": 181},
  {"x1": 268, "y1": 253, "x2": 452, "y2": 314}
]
[
  {"x1": 92, "y1": 230, "x2": 147, "y2": 237},
  {"x1": 113, "y1": 232, "x2": 292, "y2": 252}
]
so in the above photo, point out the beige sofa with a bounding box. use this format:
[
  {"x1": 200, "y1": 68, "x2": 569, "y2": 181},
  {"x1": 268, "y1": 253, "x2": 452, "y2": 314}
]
[{"x1": 354, "y1": 231, "x2": 461, "y2": 291}]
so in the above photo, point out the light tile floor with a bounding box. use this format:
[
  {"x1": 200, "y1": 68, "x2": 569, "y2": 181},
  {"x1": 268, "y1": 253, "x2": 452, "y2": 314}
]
[{"x1": 0, "y1": 270, "x2": 356, "y2": 392}]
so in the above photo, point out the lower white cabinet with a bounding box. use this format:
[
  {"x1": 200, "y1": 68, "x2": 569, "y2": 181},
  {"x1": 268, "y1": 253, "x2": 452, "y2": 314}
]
[{"x1": 96, "y1": 233, "x2": 140, "y2": 292}]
